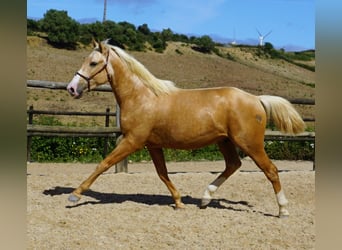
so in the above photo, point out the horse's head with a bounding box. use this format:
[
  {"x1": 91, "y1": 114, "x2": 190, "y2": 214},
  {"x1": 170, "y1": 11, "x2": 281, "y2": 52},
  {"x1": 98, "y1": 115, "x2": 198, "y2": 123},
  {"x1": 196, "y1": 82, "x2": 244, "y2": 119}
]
[{"x1": 67, "y1": 40, "x2": 113, "y2": 98}]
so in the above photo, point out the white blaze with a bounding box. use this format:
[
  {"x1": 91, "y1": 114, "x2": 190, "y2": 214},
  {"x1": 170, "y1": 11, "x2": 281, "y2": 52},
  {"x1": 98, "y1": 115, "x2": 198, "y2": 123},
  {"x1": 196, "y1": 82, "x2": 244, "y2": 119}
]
[{"x1": 67, "y1": 74, "x2": 81, "y2": 96}]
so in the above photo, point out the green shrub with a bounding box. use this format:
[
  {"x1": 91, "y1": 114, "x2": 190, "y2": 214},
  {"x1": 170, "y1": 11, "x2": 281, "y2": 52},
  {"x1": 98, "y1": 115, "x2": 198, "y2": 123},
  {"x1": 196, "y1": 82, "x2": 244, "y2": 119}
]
[
  {"x1": 265, "y1": 140, "x2": 314, "y2": 160},
  {"x1": 30, "y1": 137, "x2": 116, "y2": 163}
]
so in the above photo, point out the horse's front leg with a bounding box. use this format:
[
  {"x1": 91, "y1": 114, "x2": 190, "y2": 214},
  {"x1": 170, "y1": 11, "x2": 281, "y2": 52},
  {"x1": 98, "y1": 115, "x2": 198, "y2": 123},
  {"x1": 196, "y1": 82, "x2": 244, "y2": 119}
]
[
  {"x1": 68, "y1": 136, "x2": 139, "y2": 203},
  {"x1": 147, "y1": 147, "x2": 185, "y2": 209}
]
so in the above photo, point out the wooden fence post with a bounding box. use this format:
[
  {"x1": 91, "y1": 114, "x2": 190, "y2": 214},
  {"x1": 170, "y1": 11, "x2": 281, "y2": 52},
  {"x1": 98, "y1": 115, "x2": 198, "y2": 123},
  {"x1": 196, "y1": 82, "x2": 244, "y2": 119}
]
[
  {"x1": 103, "y1": 107, "x2": 110, "y2": 157},
  {"x1": 313, "y1": 149, "x2": 315, "y2": 171},
  {"x1": 27, "y1": 105, "x2": 34, "y2": 162}
]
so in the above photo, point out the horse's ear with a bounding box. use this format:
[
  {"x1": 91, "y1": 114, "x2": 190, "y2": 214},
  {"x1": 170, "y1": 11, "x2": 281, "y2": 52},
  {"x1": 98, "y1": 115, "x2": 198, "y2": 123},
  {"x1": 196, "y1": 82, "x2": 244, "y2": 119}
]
[
  {"x1": 92, "y1": 38, "x2": 99, "y2": 49},
  {"x1": 98, "y1": 41, "x2": 108, "y2": 54}
]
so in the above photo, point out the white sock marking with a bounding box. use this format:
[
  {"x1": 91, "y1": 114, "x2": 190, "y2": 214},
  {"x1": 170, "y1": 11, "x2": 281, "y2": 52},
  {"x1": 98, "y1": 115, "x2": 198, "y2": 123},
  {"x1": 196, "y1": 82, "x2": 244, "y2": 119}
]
[
  {"x1": 202, "y1": 176, "x2": 227, "y2": 199},
  {"x1": 276, "y1": 189, "x2": 288, "y2": 206}
]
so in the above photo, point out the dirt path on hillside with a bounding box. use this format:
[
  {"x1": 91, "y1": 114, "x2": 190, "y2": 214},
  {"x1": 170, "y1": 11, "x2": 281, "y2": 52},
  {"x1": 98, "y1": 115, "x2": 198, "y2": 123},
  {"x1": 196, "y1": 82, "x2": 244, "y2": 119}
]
[{"x1": 27, "y1": 160, "x2": 315, "y2": 249}]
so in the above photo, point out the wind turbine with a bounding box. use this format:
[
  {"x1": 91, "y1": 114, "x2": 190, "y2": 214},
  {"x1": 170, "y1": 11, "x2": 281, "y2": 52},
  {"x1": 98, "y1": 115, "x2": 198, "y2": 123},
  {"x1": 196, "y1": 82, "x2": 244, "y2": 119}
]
[
  {"x1": 229, "y1": 28, "x2": 237, "y2": 46},
  {"x1": 256, "y1": 29, "x2": 272, "y2": 46},
  {"x1": 231, "y1": 28, "x2": 237, "y2": 45}
]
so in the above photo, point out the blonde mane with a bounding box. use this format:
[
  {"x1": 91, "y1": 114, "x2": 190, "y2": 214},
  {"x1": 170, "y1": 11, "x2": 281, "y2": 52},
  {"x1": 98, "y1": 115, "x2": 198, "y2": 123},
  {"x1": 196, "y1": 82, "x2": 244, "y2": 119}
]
[{"x1": 105, "y1": 42, "x2": 179, "y2": 96}]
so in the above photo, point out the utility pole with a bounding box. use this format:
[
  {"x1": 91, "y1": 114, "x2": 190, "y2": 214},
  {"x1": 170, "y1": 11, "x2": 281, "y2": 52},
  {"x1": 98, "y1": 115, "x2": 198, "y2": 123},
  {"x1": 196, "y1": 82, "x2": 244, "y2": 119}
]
[{"x1": 103, "y1": 0, "x2": 107, "y2": 22}]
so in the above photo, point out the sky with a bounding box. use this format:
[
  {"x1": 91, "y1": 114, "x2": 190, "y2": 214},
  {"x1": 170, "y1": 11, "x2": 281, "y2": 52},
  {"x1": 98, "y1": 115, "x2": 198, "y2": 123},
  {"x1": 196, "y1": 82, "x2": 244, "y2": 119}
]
[{"x1": 27, "y1": 0, "x2": 315, "y2": 51}]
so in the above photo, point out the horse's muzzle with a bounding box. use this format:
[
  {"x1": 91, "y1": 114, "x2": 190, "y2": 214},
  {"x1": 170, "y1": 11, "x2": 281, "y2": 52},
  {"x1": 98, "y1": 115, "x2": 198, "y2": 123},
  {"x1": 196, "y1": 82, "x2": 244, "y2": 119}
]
[
  {"x1": 67, "y1": 74, "x2": 84, "y2": 98},
  {"x1": 67, "y1": 87, "x2": 83, "y2": 98}
]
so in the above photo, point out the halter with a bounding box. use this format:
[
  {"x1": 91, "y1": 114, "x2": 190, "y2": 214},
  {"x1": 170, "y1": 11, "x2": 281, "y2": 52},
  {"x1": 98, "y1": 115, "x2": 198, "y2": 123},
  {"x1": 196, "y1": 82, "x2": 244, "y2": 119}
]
[{"x1": 75, "y1": 51, "x2": 111, "y2": 92}]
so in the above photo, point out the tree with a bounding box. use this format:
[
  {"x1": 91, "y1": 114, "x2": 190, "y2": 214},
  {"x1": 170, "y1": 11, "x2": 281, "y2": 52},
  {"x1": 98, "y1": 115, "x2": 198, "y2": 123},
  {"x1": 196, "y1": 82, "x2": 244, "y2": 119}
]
[
  {"x1": 137, "y1": 23, "x2": 151, "y2": 36},
  {"x1": 172, "y1": 33, "x2": 189, "y2": 43},
  {"x1": 193, "y1": 35, "x2": 215, "y2": 53},
  {"x1": 125, "y1": 28, "x2": 137, "y2": 45},
  {"x1": 27, "y1": 18, "x2": 41, "y2": 35},
  {"x1": 118, "y1": 21, "x2": 136, "y2": 32},
  {"x1": 264, "y1": 42, "x2": 274, "y2": 51},
  {"x1": 161, "y1": 28, "x2": 173, "y2": 41},
  {"x1": 150, "y1": 32, "x2": 166, "y2": 53},
  {"x1": 79, "y1": 21, "x2": 105, "y2": 45},
  {"x1": 41, "y1": 9, "x2": 80, "y2": 49},
  {"x1": 262, "y1": 42, "x2": 280, "y2": 58}
]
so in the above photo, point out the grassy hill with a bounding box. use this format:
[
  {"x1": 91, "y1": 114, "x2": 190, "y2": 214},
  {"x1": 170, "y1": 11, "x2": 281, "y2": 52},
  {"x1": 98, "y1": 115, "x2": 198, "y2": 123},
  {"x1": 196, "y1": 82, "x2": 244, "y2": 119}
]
[{"x1": 27, "y1": 36, "x2": 315, "y2": 126}]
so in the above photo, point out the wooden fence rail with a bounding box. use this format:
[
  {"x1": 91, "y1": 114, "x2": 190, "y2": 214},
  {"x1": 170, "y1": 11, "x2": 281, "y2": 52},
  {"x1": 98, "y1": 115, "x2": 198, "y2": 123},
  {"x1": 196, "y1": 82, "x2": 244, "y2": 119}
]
[
  {"x1": 27, "y1": 80, "x2": 315, "y2": 171},
  {"x1": 27, "y1": 124, "x2": 121, "y2": 137},
  {"x1": 26, "y1": 105, "x2": 121, "y2": 161},
  {"x1": 27, "y1": 79, "x2": 112, "y2": 92}
]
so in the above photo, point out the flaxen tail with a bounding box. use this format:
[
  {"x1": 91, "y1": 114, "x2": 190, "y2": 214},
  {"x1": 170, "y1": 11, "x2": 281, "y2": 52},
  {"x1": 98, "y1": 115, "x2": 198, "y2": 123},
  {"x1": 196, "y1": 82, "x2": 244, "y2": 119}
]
[{"x1": 259, "y1": 95, "x2": 305, "y2": 135}]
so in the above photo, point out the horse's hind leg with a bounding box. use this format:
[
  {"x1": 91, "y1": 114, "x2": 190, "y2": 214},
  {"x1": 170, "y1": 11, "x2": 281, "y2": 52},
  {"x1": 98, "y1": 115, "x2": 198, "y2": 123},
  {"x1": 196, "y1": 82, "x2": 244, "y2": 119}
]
[
  {"x1": 241, "y1": 142, "x2": 289, "y2": 218},
  {"x1": 200, "y1": 139, "x2": 241, "y2": 208},
  {"x1": 147, "y1": 147, "x2": 185, "y2": 209}
]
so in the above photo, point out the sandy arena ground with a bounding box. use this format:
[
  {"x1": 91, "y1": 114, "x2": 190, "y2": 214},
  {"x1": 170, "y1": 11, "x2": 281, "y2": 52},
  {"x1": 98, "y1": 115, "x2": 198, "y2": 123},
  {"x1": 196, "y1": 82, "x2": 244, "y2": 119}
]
[{"x1": 27, "y1": 159, "x2": 315, "y2": 249}]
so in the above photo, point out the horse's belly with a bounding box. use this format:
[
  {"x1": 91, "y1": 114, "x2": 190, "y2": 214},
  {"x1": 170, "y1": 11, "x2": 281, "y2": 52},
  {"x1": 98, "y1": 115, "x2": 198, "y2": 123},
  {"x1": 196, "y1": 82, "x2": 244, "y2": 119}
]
[{"x1": 146, "y1": 124, "x2": 227, "y2": 149}]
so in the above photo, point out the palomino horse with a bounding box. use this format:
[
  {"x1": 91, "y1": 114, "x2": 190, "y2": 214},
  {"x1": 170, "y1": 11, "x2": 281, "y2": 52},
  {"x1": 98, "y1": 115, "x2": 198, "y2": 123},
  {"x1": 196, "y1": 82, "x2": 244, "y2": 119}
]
[{"x1": 67, "y1": 40, "x2": 305, "y2": 217}]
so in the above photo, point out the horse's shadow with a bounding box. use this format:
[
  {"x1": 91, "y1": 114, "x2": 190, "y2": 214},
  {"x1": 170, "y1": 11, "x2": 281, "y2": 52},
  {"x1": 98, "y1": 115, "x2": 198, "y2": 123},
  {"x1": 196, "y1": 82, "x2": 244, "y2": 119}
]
[{"x1": 43, "y1": 186, "x2": 275, "y2": 217}]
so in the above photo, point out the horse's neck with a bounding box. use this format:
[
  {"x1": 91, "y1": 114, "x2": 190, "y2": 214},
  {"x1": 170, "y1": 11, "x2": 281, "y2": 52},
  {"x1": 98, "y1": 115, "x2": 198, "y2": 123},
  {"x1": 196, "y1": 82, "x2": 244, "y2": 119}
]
[{"x1": 109, "y1": 57, "x2": 152, "y2": 108}]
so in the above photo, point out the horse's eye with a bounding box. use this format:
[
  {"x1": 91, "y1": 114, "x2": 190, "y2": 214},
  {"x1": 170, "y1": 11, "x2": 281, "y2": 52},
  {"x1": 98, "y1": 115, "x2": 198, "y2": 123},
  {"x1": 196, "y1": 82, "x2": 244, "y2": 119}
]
[{"x1": 90, "y1": 62, "x2": 98, "y2": 67}]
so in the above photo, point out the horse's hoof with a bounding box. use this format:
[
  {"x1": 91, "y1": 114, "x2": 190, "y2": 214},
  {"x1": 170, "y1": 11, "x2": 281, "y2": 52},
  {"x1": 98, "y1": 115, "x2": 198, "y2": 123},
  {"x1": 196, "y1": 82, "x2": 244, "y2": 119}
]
[
  {"x1": 174, "y1": 202, "x2": 185, "y2": 210},
  {"x1": 279, "y1": 214, "x2": 289, "y2": 219},
  {"x1": 200, "y1": 198, "x2": 211, "y2": 209},
  {"x1": 279, "y1": 208, "x2": 290, "y2": 218},
  {"x1": 174, "y1": 206, "x2": 185, "y2": 211},
  {"x1": 68, "y1": 193, "x2": 80, "y2": 203}
]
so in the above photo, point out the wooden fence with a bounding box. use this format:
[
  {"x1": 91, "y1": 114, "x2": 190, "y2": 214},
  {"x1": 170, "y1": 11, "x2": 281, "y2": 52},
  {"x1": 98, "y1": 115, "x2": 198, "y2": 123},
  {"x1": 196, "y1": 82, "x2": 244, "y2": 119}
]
[
  {"x1": 27, "y1": 106, "x2": 120, "y2": 150},
  {"x1": 27, "y1": 80, "x2": 315, "y2": 171}
]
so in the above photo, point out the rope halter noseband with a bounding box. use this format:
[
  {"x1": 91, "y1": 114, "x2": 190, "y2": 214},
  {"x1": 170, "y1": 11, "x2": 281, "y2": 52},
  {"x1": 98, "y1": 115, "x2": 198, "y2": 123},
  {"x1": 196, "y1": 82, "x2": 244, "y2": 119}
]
[{"x1": 75, "y1": 51, "x2": 111, "y2": 92}]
